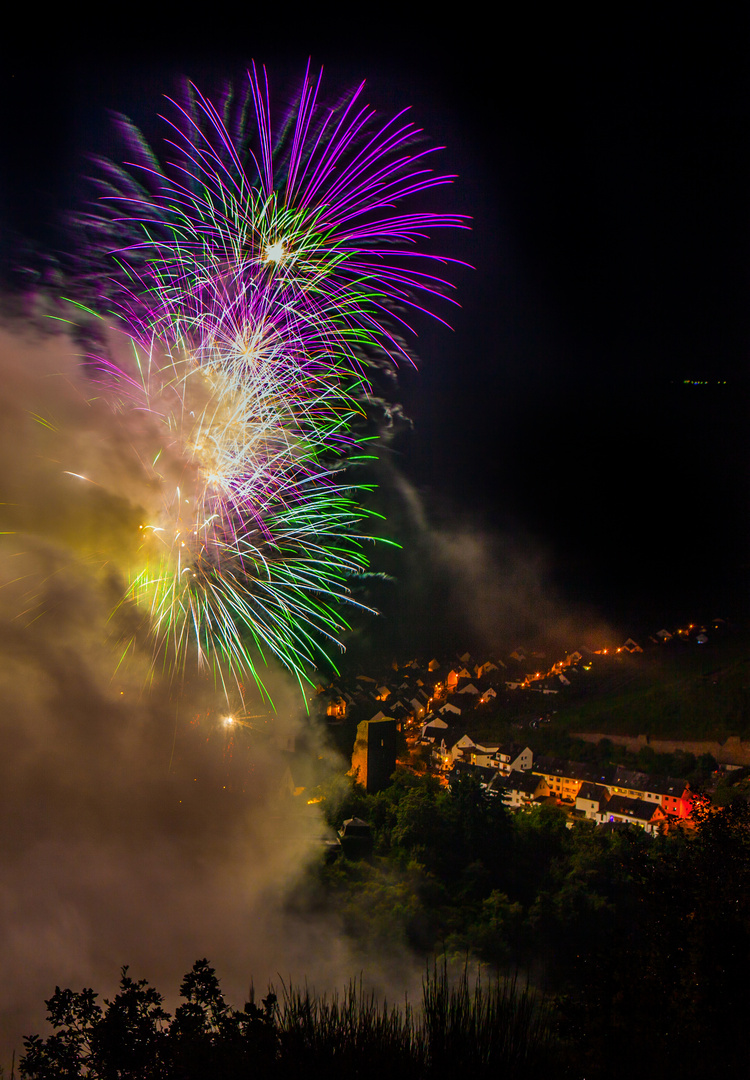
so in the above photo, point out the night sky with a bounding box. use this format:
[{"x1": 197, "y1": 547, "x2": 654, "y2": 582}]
[
  {"x1": 1, "y1": 7, "x2": 750, "y2": 1065},
  {"x1": 3, "y1": 9, "x2": 750, "y2": 651}
]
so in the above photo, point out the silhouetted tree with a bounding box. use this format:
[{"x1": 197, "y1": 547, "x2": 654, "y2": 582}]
[{"x1": 21, "y1": 961, "x2": 277, "y2": 1080}]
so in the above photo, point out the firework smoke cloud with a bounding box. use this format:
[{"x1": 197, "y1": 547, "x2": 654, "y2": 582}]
[
  {"x1": 66, "y1": 62, "x2": 467, "y2": 693},
  {"x1": 0, "y1": 63, "x2": 467, "y2": 1065}
]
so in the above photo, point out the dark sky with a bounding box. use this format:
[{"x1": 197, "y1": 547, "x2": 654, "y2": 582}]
[
  {"x1": 3, "y1": 8, "x2": 750, "y2": 652},
  {"x1": 5, "y1": 11, "x2": 750, "y2": 1062}
]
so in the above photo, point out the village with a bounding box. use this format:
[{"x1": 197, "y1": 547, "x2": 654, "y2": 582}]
[{"x1": 316, "y1": 617, "x2": 741, "y2": 835}]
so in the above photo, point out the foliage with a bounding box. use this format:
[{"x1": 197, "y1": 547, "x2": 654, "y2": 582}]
[
  {"x1": 559, "y1": 800, "x2": 750, "y2": 1078},
  {"x1": 549, "y1": 636, "x2": 750, "y2": 739},
  {"x1": 22, "y1": 765, "x2": 750, "y2": 1077},
  {"x1": 309, "y1": 764, "x2": 750, "y2": 1077},
  {"x1": 21, "y1": 962, "x2": 558, "y2": 1079},
  {"x1": 21, "y1": 961, "x2": 277, "y2": 1080},
  {"x1": 23, "y1": 773, "x2": 750, "y2": 1075}
]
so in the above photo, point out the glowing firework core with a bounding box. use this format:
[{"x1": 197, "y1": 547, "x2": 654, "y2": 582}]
[{"x1": 264, "y1": 241, "x2": 286, "y2": 263}]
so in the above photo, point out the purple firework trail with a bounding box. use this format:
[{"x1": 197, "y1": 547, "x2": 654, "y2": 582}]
[{"x1": 70, "y1": 62, "x2": 468, "y2": 695}]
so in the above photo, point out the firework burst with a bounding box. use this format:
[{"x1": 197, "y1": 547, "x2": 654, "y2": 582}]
[
  {"x1": 75, "y1": 63, "x2": 467, "y2": 694},
  {"x1": 113, "y1": 339, "x2": 374, "y2": 696}
]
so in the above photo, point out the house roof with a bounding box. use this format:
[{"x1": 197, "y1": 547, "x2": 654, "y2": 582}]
[
  {"x1": 611, "y1": 766, "x2": 653, "y2": 792},
  {"x1": 422, "y1": 717, "x2": 449, "y2": 731},
  {"x1": 535, "y1": 756, "x2": 612, "y2": 784},
  {"x1": 450, "y1": 761, "x2": 496, "y2": 785},
  {"x1": 487, "y1": 773, "x2": 510, "y2": 793},
  {"x1": 389, "y1": 699, "x2": 409, "y2": 714},
  {"x1": 603, "y1": 795, "x2": 664, "y2": 823},
  {"x1": 496, "y1": 741, "x2": 528, "y2": 758},
  {"x1": 612, "y1": 767, "x2": 690, "y2": 799},
  {"x1": 646, "y1": 775, "x2": 691, "y2": 798},
  {"x1": 451, "y1": 734, "x2": 477, "y2": 749},
  {"x1": 442, "y1": 693, "x2": 467, "y2": 711},
  {"x1": 492, "y1": 769, "x2": 542, "y2": 796},
  {"x1": 576, "y1": 782, "x2": 610, "y2": 804}
]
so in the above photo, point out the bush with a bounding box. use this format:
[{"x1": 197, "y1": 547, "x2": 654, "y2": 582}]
[{"x1": 21, "y1": 960, "x2": 558, "y2": 1079}]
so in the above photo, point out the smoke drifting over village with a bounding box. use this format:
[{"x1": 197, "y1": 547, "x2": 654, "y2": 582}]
[
  {"x1": 0, "y1": 305, "x2": 613, "y2": 1066},
  {"x1": 364, "y1": 463, "x2": 616, "y2": 661},
  {"x1": 0, "y1": 315, "x2": 380, "y2": 1062}
]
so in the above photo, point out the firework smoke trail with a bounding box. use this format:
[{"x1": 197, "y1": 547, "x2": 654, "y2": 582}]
[{"x1": 72, "y1": 63, "x2": 467, "y2": 694}]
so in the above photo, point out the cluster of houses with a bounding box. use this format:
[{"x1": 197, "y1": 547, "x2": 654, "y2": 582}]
[
  {"x1": 318, "y1": 646, "x2": 595, "y2": 731},
  {"x1": 437, "y1": 733, "x2": 693, "y2": 832},
  {"x1": 319, "y1": 622, "x2": 728, "y2": 732},
  {"x1": 317, "y1": 631, "x2": 729, "y2": 832}
]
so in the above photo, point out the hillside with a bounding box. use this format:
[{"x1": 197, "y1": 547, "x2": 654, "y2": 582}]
[{"x1": 549, "y1": 633, "x2": 750, "y2": 740}]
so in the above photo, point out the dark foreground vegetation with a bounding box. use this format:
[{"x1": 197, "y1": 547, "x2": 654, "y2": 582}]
[
  {"x1": 20, "y1": 962, "x2": 555, "y2": 1079},
  {"x1": 20, "y1": 781, "x2": 750, "y2": 1078},
  {"x1": 308, "y1": 772, "x2": 750, "y2": 1078}
]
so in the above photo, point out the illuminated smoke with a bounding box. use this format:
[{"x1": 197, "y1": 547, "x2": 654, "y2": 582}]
[{"x1": 0, "y1": 317, "x2": 365, "y2": 1066}]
